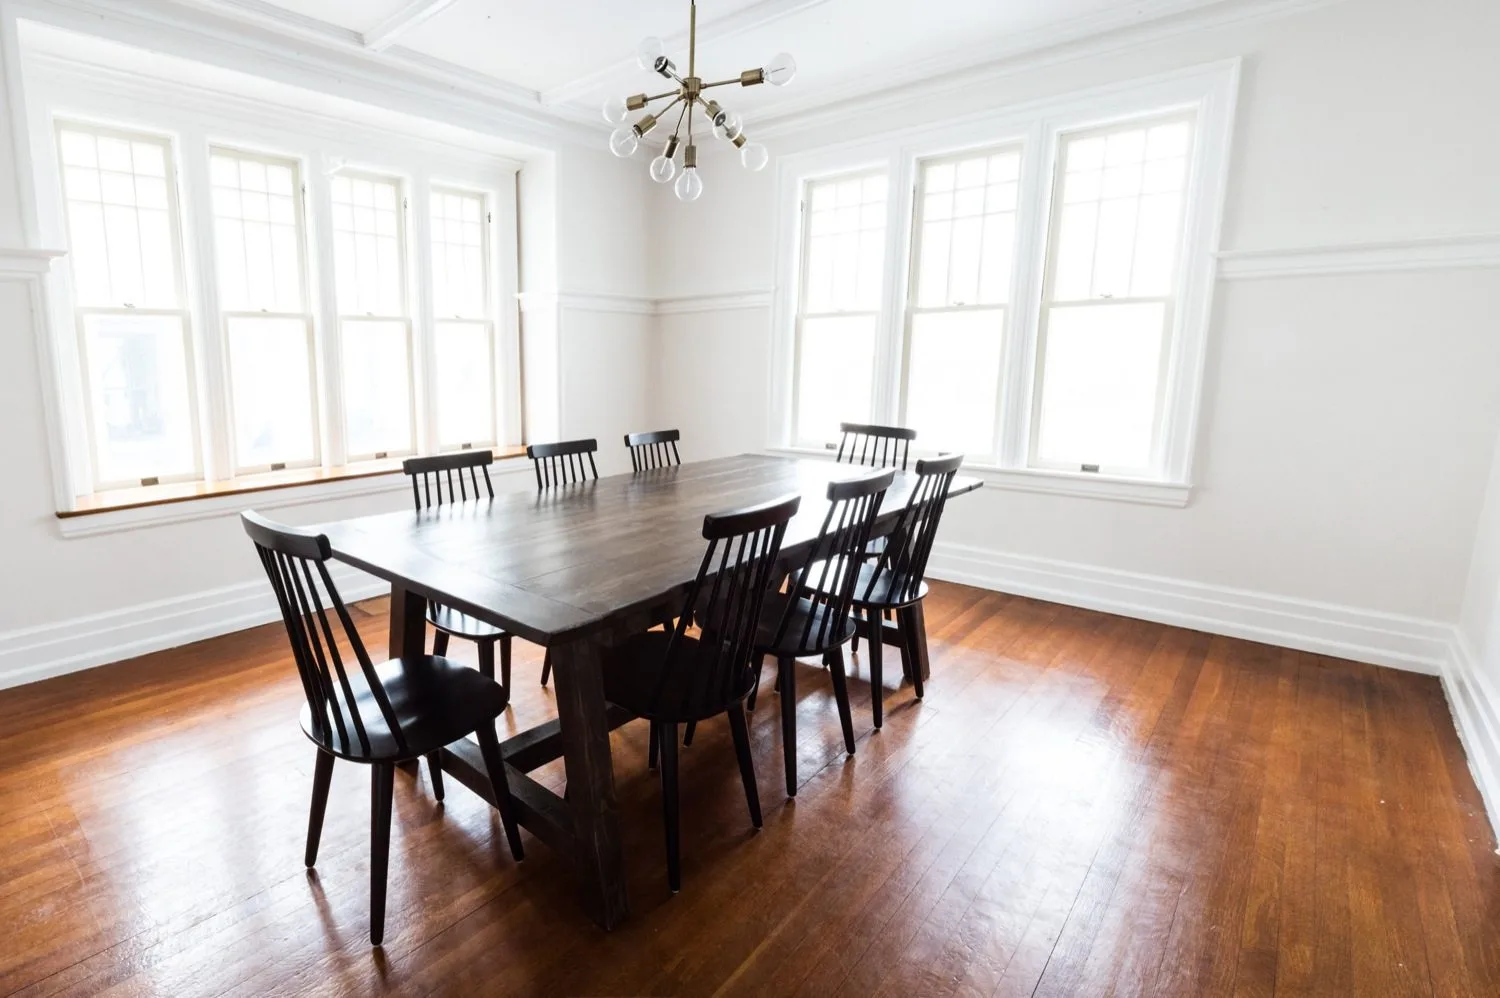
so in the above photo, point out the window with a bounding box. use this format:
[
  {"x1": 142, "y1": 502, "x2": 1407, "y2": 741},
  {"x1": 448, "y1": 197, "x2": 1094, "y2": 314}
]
[
  {"x1": 209, "y1": 149, "x2": 318, "y2": 473},
  {"x1": 903, "y1": 148, "x2": 1021, "y2": 456},
  {"x1": 429, "y1": 187, "x2": 495, "y2": 450},
  {"x1": 330, "y1": 172, "x2": 414, "y2": 460},
  {"x1": 1032, "y1": 115, "x2": 1193, "y2": 474},
  {"x1": 775, "y1": 64, "x2": 1233, "y2": 497},
  {"x1": 57, "y1": 124, "x2": 200, "y2": 489}
]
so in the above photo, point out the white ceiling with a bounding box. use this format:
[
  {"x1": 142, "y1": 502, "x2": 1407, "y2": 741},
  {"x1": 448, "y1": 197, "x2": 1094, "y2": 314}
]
[{"x1": 191, "y1": 0, "x2": 1242, "y2": 126}]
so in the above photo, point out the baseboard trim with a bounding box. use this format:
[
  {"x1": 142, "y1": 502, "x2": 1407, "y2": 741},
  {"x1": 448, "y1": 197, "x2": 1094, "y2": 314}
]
[
  {"x1": 0, "y1": 564, "x2": 387, "y2": 692},
  {"x1": 1441, "y1": 636, "x2": 1500, "y2": 849},
  {"x1": 925, "y1": 541, "x2": 1452, "y2": 675}
]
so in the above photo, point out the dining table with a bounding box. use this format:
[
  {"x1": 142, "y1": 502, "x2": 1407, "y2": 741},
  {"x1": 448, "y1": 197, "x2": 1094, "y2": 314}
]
[{"x1": 318, "y1": 452, "x2": 982, "y2": 929}]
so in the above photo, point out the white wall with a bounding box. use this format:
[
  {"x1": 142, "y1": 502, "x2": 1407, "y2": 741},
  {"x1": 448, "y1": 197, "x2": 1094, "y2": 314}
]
[{"x1": 649, "y1": 0, "x2": 1500, "y2": 672}]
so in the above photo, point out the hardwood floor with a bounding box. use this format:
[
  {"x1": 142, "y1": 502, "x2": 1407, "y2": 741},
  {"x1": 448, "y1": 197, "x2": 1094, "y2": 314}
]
[{"x1": 2, "y1": 581, "x2": 1497, "y2": 996}]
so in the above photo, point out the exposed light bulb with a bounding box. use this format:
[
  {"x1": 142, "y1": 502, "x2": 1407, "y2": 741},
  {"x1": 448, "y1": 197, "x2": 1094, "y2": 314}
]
[
  {"x1": 636, "y1": 37, "x2": 664, "y2": 72},
  {"x1": 608, "y1": 126, "x2": 639, "y2": 158},
  {"x1": 602, "y1": 97, "x2": 629, "y2": 125},
  {"x1": 650, "y1": 152, "x2": 677, "y2": 183},
  {"x1": 763, "y1": 52, "x2": 797, "y2": 87},
  {"x1": 674, "y1": 167, "x2": 703, "y2": 201},
  {"x1": 712, "y1": 110, "x2": 743, "y2": 141},
  {"x1": 740, "y1": 142, "x2": 769, "y2": 172}
]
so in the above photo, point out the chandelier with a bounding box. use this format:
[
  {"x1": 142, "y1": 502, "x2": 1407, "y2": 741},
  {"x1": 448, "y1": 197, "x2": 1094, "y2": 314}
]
[{"x1": 603, "y1": 0, "x2": 796, "y2": 201}]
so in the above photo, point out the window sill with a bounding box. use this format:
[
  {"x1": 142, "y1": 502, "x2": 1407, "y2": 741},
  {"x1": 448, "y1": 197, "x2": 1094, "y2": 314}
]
[
  {"x1": 55, "y1": 447, "x2": 530, "y2": 538},
  {"x1": 762, "y1": 447, "x2": 1191, "y2": 507}
]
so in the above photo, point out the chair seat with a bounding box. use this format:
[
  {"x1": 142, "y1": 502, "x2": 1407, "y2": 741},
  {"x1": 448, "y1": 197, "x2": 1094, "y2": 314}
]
[
  {"x1": 602, "y1": 631, "x2": 755, "y2": 723},
  {"x1": 300, "y1": 655, "x2": 509, "y2": 763},
  {"x1": 804, "y1": 557, "x2": 929, "y2": 610},
  {"x1": 754, "y1": 592, "x2": 857, "y2": 658},
  {"x1": 427, "y1": 603, "x2": 507, "y2": 641}
]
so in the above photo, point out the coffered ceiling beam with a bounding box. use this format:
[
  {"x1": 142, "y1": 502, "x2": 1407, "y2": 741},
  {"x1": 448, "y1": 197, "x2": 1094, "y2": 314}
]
[{"x1": 363, "y1": 0, "x2": 461, "y2": 52}]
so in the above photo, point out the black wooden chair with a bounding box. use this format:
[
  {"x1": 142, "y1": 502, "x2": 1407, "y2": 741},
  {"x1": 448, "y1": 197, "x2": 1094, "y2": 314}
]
[
  {"x1": 527, "y1": 438, "x2": 600, "y2": 685},
  {"x1": 806, "y1": 453, "x2": 962, "y2": 728},
  {"x1": 602, "y1": 492, "x2": 800, "y2": 893},
  {"x1": 835, "y1": 421, "x2": 915, "y2": 471},
  {"x1": 242, "y1": 510, "x2": 524, "y2": 946},
  {"x1": 625, "y1": 429, "x2": 682, "y2": 471},
  {"x1": 751, "y1": 467, "x2": 893, "y2": 797}
]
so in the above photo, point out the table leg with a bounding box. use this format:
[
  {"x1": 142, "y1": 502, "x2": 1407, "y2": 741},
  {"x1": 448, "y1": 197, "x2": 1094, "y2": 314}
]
[
  {"x1": 907, "y1": 600, "x2": 932, "y2": 684},
  {"x1": 551, "y1": 637, "x2": 630, "y2": 929},
  {"x1": 389, "y1": 585, "x2": 427, "y2": 778}
]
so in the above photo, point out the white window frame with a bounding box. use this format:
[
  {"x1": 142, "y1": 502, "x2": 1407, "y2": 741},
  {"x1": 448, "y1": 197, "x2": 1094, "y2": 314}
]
[
  {"x1": 427, "y1": 183, "x2": 498, "y2": 452},
  {"x1": 769, "y1": 61, "x2": 1240, "y2": 506},
  {"x1": 208, "y1": 145, "x2": 321, "y2": 475},
  {"x1": 55, "y1": 121, "x2": 204, "y2": 491}
]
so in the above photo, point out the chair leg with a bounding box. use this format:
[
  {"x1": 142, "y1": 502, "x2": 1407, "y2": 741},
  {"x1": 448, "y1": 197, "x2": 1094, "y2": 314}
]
[
  {"x1": 746, "y1": 655, "x2": 766, "y2": 711},
  {"x1": 826, "y1": 645, "x2": 857, "y2": 754},
  {"x1": 426, "y1": 752, "x2": 445, "y2": 802},
  {"x1": 868, "y1": 625, "x2": 884, "y2": 730},
  {"x1": 305, "y1": 748, "x2": 335, "y2": 867},
  {"x1": 499, "y1": 635, "x2": 513, "y2": 692},
  {"x1": 477, "y1": 639, "x2": 495, "y2": 681},
  {"x1": 727, "y1": 702, "x2": 763, "y2": 827},
  {"x1": 658, "y1": 720, "x2": 682, "y2": 893},
  {"x1": 540, "y1": 649, "x2": 552, "y2": 686},
  {"x1": 778, "y1": 656, "x2": 798, "y2": 797},
  {"x1": 476, "y1": 723, "x2": 525, "y2": 862},
  {"x1": 370, "y1": 762, "x2": 395, "y2": 947},
  {"x1": 432, "y1": 629, "x2": 449, "y2": 658},
  {"x1": 648, "y1": 721, "x2": 660, "y2": 770},
  {"x1": 683, "y1": 721, "x2": 697, "y2": 746}
]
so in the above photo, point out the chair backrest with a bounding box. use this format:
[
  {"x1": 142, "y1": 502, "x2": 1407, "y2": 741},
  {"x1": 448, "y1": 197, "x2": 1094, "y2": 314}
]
[
  {"x1": 836, "y1": 421, "x2": 916, "y2": 471},
  {"x1": 652, "y1": 493, "x2": 801, "y2": 718},
  {"x1": 242, "y1": 511, "x2": 409, "y2": 758},
  {"x1": 624, "y1": 428, "x2": 682, "y2": 472},
  {"x1": 527, "y1": 438, "x2": 599, "y2": 489},
  {"x1": 863, "y1": 453, "x2": 963, "y2": 605},
  {"x1": 779, "y1": 468, "x2": 893, "y2": 650},
  {"x1": 402, "y1": 450, "x2": 494, "y2": 510}
]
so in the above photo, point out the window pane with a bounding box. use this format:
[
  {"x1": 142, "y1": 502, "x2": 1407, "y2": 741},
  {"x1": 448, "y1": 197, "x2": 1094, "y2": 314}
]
[
  {"x1": 59, "y1": 128, "x2": 180, "y2": 309},
  {"x1": 431, "y1": 190, "x2": 487, "y2": 319},
  {"x1": 802, "y1": 173, "x2": 886, "y2": 314},
  {"x1": 905, "y1": 309, "x2": 1003, "y2": 456},
  {"x1": 331, "y1": 174, "x2": 404, "y2": 315},
  {"x1": 1036, "y1": 302, "x2": 1167, "y2": 470},
  {"x1": 210, "y1": 151, "x2": 304, "y2": 313},
  {"x1": 341, "y1": 318, "x2": 412, "y2": 457},
  {"x1": 434, "y1": 320, "x2": 495, "y2": 448},
  {"x1": 226, "y1": 316, "x2": 317, "y2": 469},
  {"x1": 915, "y1": 150, "x2": 1020, "y2": 308},
  {"x1": 80, "y1": 312, "x2": 196, "y2": 484},
  {"x1": 796, "y1": 315, "x2": 875, "y2": 446}
]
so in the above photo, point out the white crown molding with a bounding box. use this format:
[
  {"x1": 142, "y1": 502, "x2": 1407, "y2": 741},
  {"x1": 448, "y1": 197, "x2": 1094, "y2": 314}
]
[
  {"x1": 0, "y1": 246, "x2": 64, "y2": 276},
  {"x1": 1216, "y1": 233, "x2": 1500, "y2": 280},
  {"x1": 363, "y1": 0, "x2": 460, "y2": 52},
  {"x1": 540, "y1": 0, "x2": 835, "y2": 108},
  {"x1": 1443, "y1": 636, "x2": 1500, "y2": 849},
  {"x1": 926, "y1": 540, "x2": 1455, "y2": 676}
]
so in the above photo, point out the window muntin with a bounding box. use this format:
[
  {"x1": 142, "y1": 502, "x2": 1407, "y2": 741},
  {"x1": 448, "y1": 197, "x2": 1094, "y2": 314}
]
[
  {"x1": 1032, "y1": 114, "x2": 1194, "y2": 474},
  {"x1": 430, "y1": 188, "x2": 496, "y2": 449},
  {"x1": 792, "y1": 171, "x2": 887, "y2": 447},
  {"x1": 330, "y1": 172, "x2": 414, "y2": 459},
  {"x1": 210, "y1": 149, "x2": 318, "y2": 472},
  {"x1": 58, "y1": 124, "x2": 200, "y2": 488},
  {"x1": 902, "y1": 148, "x2": 1021, "y2": 457}
]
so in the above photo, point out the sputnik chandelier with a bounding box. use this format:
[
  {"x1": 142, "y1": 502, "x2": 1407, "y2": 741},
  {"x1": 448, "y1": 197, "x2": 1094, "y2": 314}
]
[{"x1": 603, "y1": 0, "x2": 796, "y2": 201}]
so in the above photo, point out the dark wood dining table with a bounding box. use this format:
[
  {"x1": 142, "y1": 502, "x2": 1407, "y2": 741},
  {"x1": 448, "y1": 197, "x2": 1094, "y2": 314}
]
[{"x1": 318, "y1": 453, "x2": 981, "y2": 929}]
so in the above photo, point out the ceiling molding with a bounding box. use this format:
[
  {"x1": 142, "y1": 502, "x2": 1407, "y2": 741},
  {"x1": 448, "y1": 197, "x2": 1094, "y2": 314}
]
[
  {"x1": 747, "y1": 0, "x2": 1342, "y2": 137},
  {"x1": 539, "y1": 0, "x2": 835, "y2": 108},
  {"x1": 363, "y1": 0, "x2": 461, "y2": 51},
  {"x1": 1216, "y1": 234, "x2": 1500, "y2": 280}
]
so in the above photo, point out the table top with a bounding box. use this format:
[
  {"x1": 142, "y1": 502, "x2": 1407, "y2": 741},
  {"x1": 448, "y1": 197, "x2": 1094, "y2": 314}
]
[{"x1": 318, "y1": 454, "x2": 981, "y2": 646}]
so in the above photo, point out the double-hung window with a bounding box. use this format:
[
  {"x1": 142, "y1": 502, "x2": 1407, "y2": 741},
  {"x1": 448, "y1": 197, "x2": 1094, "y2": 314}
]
[
  {"x1": 209, "y1": 149, "x2": 318, "y2": 473},
  {"x1": 429, "y1": 187, "x2": 496, "y2": 450},
  {"x1": 330, "y1": 171, "x2": 414, "y2": 460},
  {"x1": 57, "y1": 124, "x2": 199, "y2": 489}
]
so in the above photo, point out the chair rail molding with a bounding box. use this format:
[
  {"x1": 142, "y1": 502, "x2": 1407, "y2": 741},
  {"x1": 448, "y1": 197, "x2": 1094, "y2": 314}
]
[
  {"x1": 1216, "y1": 233, "x2": 1500, "y2": 280},
  {"x1": 517, "y1": 289, "x2": 773, "y2": 316}
]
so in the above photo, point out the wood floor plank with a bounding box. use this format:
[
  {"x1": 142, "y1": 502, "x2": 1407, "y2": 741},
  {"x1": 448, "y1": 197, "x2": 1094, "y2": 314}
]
[{"x1": 1, "y1": 583, "x2": 1497, "y2": 997}]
